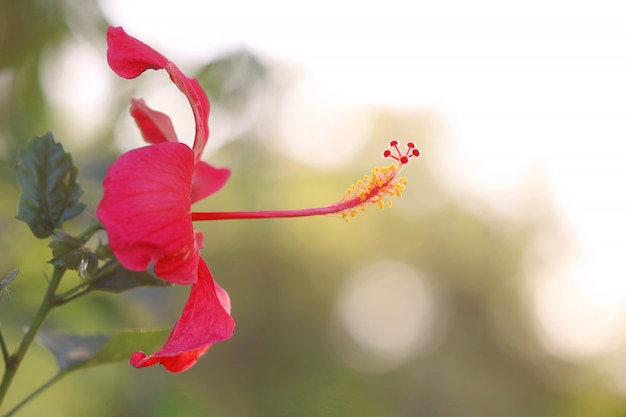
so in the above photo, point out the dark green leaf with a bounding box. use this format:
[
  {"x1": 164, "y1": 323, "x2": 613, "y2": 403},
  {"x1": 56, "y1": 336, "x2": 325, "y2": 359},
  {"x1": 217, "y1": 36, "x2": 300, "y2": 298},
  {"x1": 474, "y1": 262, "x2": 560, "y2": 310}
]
[
  {"x1": 49, "y1": 230, "x2": 85, "y2": 269},
  {"x1": 47, "y1": 230, "x2": 99, "y2": 278},
  {"x1": 36, "y1": 329, "x2": 169, "y2": 373},
  {"x1": 16, "y1": 133, "x2": 85, "y2": 238},
  {"x1": 90, "y1": 261, "x2": 172, "y2": 293}
]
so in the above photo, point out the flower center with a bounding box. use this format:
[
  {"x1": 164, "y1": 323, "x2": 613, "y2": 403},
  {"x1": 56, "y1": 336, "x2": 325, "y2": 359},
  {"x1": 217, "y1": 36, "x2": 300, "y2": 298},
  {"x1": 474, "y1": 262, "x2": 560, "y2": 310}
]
[{"x1": 337, "y1": 141, "x2": 420, "y2": 220}]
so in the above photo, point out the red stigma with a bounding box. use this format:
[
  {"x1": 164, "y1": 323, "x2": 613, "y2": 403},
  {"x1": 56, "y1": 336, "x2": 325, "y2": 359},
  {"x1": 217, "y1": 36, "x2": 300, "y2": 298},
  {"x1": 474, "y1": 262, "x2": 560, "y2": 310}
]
[{"x1": 383, "y1": 140, "x2": 421, "y2": 165}]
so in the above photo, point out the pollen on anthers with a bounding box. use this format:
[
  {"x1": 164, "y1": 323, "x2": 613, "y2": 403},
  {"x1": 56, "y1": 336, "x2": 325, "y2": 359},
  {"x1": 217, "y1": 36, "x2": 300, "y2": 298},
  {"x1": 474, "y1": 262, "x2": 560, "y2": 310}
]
[{"x1": 338, "y1": 140, "x2": 420, "y2": 220}]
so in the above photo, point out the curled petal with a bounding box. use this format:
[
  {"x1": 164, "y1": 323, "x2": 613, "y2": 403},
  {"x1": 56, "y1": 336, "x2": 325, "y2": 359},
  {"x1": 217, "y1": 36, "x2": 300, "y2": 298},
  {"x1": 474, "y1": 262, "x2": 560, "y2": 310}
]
[
  {"x1": 107, "y1": 26, "x2": 210, "y2": 158},
  {"x1": 191, "y1": 161, "x2": 231, "y2": 203},
  {"x1": 96, "y1": 142, "x2": 199, "y2": 285},
  {"x1": 164, "y1": 62, "x2": 210, "y2": 159},
  {"x1": 107, "y1": 26, "x2": 168, "y2": 79},
  {"x1": 130, "y1": 259, "x2": 235, "y2": 372},
  {"x1": 130, "y1": 98, "x2": 178, "y2": 144}
]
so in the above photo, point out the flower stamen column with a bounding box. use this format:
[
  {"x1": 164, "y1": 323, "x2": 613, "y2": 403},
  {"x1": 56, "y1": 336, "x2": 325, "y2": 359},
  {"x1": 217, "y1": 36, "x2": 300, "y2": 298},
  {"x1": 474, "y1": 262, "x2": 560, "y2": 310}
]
[{"x1": 191, "y1": 141, "x2": 420, "y2": 222}]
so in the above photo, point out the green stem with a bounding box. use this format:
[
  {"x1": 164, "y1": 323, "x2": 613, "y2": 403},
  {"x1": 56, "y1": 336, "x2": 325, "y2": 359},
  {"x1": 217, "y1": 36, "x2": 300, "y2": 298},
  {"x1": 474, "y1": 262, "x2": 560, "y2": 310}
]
[
  {"x1": 2, "y1": 373, "x2": 64, "y2": 417},
  {"x1": 53, "y1": 282, "x2": 89, "y2": 304},
  {"x1": 53, "y1": 259, "x2": 120, "y2": 305},
  {"x1": 0, "y1": 221, "x2": 103, "y2": 413},
  {"x1": 76, "y1": 220, "x2": 103, "y2": 243},
  {"x1": 54, "y1": 288, "x2": 92, "y2": 307},
  {"x1": 0, "y1": 265, "x2": 66, "y2": 409},
  {"x1": 0, "y1": 324, "x2": 9, "y2": 366}
]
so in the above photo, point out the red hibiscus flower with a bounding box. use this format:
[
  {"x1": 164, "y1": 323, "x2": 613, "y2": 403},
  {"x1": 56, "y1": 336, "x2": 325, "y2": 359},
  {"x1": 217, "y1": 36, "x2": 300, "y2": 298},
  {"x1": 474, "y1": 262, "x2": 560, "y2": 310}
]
[
  {"x1": 97, "y1": 26, "x2": 419, "y2": 373},
  {"x1": 97, "y1": 26, "x2": 233, "y2": 372}
]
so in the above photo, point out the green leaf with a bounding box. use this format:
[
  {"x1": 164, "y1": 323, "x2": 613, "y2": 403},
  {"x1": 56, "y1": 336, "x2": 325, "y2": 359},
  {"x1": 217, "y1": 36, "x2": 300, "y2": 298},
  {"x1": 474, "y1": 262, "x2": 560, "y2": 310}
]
[
  {"x1": 35, "y1": 331, "x2": 109, "y2": 373},
  {"x1": 81, "y1": 329, "x2": 169, "y2": 369},
  {"x1": 90, "y1": 262, "x2": 172, "y2": 293},
  {"x1": 16, "y1": 133, "x2": 85, "y2": 238},
  {"x1": 48, "y1": 230, "x2": 99, "y2": 278},
  {"x1": 36, "y1": 329, "x2": 169, "y2": 373},
  {"x1": 48, "y1": 230, "x2": 86, "y2": 270}
]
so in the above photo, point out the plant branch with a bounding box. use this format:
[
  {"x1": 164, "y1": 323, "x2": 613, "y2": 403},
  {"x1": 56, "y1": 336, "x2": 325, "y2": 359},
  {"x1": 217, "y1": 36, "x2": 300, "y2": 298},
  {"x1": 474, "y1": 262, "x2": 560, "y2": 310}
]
[
  {"x1": 0, "y1": 265, "x2": 66, "y2": 409},
  {"x1": 53, "y1": 259, "x2": 120, "y2": 305},
  {"x1": 54, "y1": 288, "x2": 92, "y2": 307},
  {"x1": 2, "y1": 372, "x2": 64, "y2": 417},
  {"x1": 0, "y1": 324, "x2": 9, "y2": 367},
  {"x1": 76, "y1": 219, "x2": 103, "y2": 243}
]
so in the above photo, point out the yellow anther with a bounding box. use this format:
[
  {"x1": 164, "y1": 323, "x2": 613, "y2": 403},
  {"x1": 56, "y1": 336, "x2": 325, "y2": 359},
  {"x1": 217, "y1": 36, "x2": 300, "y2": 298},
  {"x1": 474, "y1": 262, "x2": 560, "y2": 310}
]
[
  {"x1": 337, "y1": 163, "x2": 409, "y2": 220},
  {"x1": 333, "y1": 141, "x2": 419, "y2": 221}
]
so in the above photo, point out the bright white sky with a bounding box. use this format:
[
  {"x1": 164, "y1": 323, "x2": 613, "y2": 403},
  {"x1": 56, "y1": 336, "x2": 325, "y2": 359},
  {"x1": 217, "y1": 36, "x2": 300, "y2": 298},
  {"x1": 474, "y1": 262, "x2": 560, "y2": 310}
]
[{"x1": 93, "y1": 0, "x2": 626, "y2": 362}]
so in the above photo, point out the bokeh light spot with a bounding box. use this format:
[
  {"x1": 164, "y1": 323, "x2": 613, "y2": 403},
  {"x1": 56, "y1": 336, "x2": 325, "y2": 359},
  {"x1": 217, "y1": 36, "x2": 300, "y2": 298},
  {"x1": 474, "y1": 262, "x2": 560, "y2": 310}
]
[
  {"x1": 333, "y1": 260, "x2": 441, "y2": 373},
  {"x1": 530, "y1": 258, "x2": 626, "y2": 360},
  {"x1": 40, "y1": 39, "x2": 112, "y2": 145}
]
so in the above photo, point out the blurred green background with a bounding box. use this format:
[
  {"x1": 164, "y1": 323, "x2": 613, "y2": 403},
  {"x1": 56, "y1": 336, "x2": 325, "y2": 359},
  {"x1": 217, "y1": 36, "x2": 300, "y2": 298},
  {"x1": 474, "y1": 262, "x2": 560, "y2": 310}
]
[{"x1": 1, "y1": 1, "x2": 626, "y2": 416}]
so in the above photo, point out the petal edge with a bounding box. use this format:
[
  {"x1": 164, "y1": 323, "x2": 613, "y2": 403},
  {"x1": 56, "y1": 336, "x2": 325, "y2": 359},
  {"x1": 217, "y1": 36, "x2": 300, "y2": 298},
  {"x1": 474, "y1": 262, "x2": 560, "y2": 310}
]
[
  {"x1": 107, "y1": 26, "x2": 168, "y2": 79},
  {"x1": 130, "y1": 259, "x2": 235, "y2": 372},
  {"x1": 96, "y1": 142, "x2": 198, "y2": 285}
]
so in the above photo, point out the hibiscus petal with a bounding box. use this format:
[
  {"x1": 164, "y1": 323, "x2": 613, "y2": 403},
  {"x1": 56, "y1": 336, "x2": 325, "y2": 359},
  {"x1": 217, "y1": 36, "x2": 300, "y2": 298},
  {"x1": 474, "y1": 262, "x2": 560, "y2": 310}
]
[
  {"x1": 96, "y1": 142, "x2": 199, "y2": 285},
  {"x1": 191, "y1": 161, "x2": 231, "y2": 203},
  {"x1": 106, "y1": 26, "x2": 168, "y2": 79},
  {"x1": 107, "y1": 26, "x2": 211, "y2": 160},
  {"x1": 130, "y1": 98, "x2": 178, "y2": 144},
  {"x1": 130, "y1": 259, "x2": 235, "y2": 372},
  {"x1": 164, "y1": 63, "x2": 210, "y2": 160}
]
